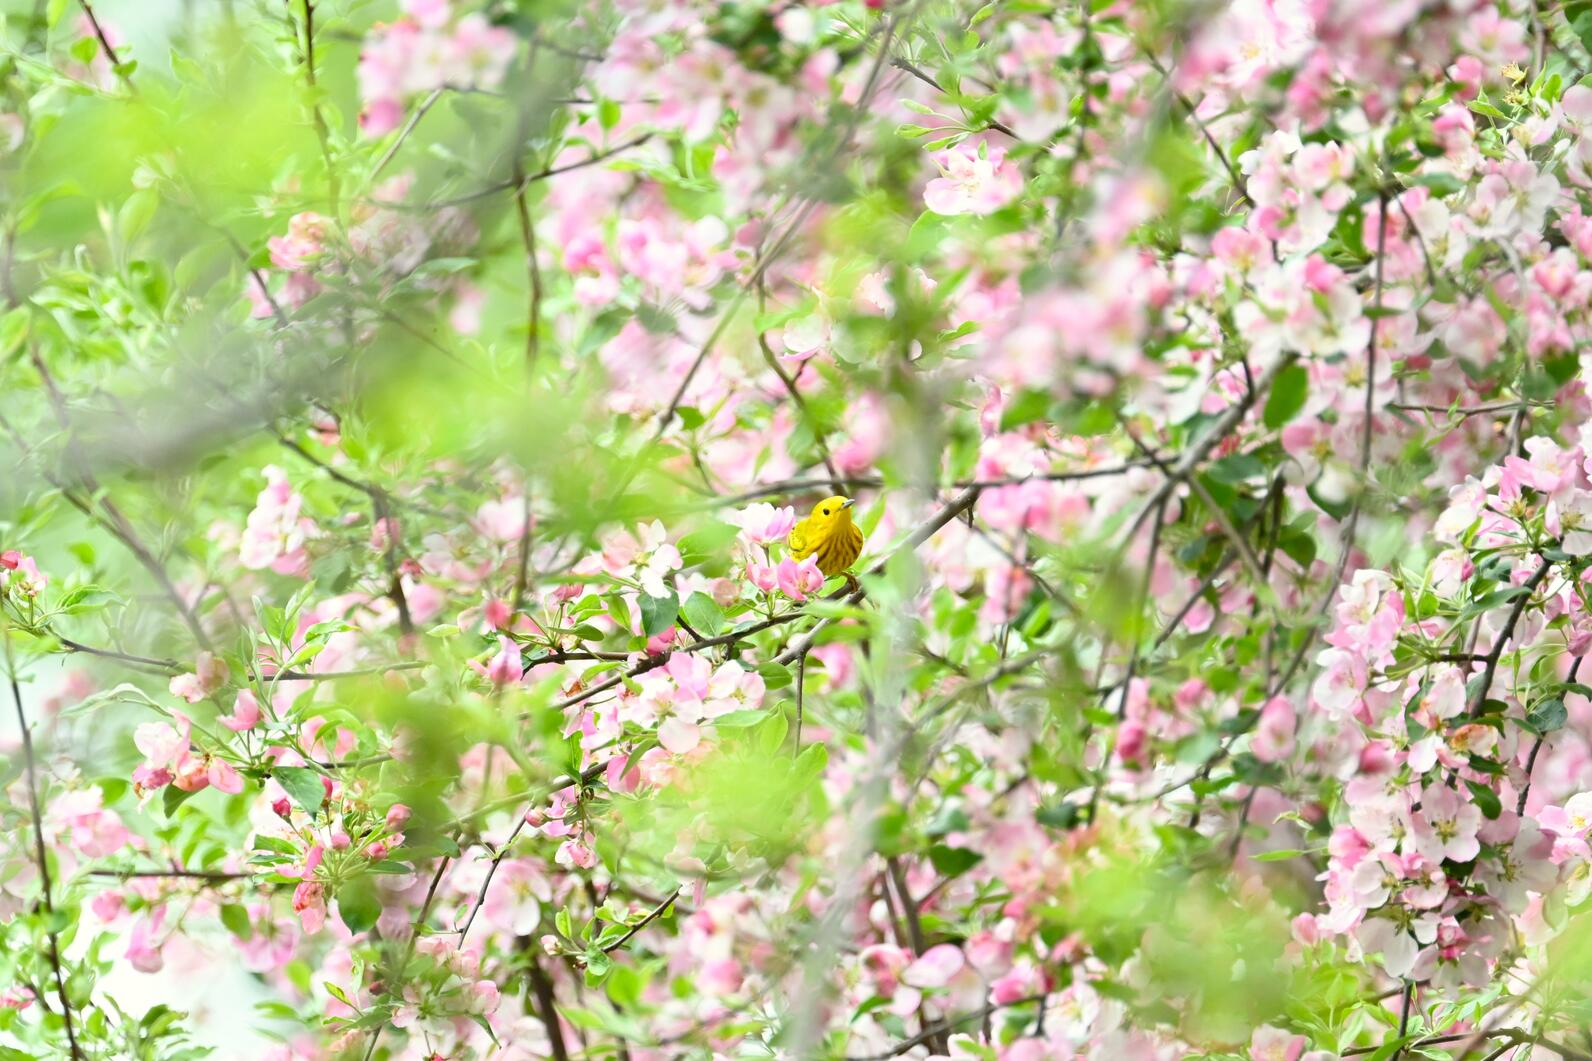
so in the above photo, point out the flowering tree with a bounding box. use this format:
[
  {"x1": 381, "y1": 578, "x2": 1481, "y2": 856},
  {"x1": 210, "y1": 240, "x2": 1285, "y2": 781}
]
[{"x1": 10, "y1": 0, "x2": 1592, "y2": 1058}]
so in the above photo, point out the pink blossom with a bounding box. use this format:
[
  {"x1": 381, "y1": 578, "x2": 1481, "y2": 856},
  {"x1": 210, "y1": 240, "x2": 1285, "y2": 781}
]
[
  {"x1": 293, "y1": 880, "x2": 327, "y2": 934},
  {"x1": 775, "y1": 556, "x2": 825, "y2": 601},
  {"x1": 470, "y1": 635, "x2": 523, "y2": 686},
  {"x1": 240, "y1": 466, "x2": 312, "y2": 573},
  {"x1": 1411, "y1": 782, "x2": 1483, "y2": 864},
  {"x1": 902, "y1": 944, "x2": 965, "y2": 989},
  {"x1": 125, "y1": 909, "x2": 166, "y2": 974},
  {"x1": 989, "y1": 960, "x2": 1046, "y2": 1005},
  {"x1": 1250, "y1": 696, "x2": 1296, "y2": 763},
  {"x1": 730, "y1": 503, "x2": 798, "y2": 545},
  {"x1": 658, "y1": 716, "x2": 702, "y2": 755},
  {"x1": 923, "y1": 143, "x2": 1024, "y2": 216},
  {"x1": 467, "y1": 979, "x2": 501, "y2": 1015},
  {"x1": 207, "y1": 759, "x2": 245, "y2": 795},
  {"x1": 1250, "y1": 1025, "x2": 1305, "y2": 1061},
  {"x1": 219, "y1": 690, "x2": 262, "y2": 732},
  {"x1": 1, "y1": 554, "x2": 46, "y2": 597},
  {"x1": 474, "y1": 497, "x2": 527, "y2": 543}
]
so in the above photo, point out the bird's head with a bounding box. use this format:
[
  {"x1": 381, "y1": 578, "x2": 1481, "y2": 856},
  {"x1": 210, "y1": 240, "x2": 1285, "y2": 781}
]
[{"x1": 806, "y1": 495, "x2": 856, "y2": 532}]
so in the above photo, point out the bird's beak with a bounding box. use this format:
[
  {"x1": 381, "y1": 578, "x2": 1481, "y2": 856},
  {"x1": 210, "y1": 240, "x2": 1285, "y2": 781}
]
[{"x1": 841, "y1": 498, "x2": 856, "y2": 509}]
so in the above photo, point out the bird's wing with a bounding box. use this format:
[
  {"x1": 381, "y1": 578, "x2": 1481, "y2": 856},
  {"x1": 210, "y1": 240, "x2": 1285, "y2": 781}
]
[{"x1": 787, "y1": 520, "x2": 811, "y2": 558}]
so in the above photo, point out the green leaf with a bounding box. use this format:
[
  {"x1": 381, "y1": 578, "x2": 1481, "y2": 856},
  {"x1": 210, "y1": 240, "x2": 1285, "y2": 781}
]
[
  {"x1": 1262, "y1": 362, "x2": 1309, "y2": 428},
  {"x1": 275, "y1": 767, "x2": 326, "y2": 815},
  {"x1": 163, "y1": 784, "x2": 197, "y2": 817},
  {"x1": 1458, "y1": 585, "x2": 1529, "y2": 621},
  {"x1": 220, "y1": 903, "x2": 253, "y2": 940},
  {"x1": 1526, "y1": 697, "x2": 1569, "y2": 735},
  {"x1": 0, "y1": 307, "x2": 27, "y2": 360},
  {"x1": 1249, "y1": 848, "x2": 1305, "y2": 862},
  {"x1": 680, "y1": 592, "x2": 725, "y2": 637},
  {"x1": 639, "y1": 592, "x2": 679, "y2": 637},
  {"x1": 607, "y1": 964, "x2": 645, "y2": 1008},
  {"x1": 336, "y1": 877, "x2": 382, "y2": 935},
  {"x1": 55, "y1": 585, "x2": 116, "y2": 614},
  {"x1": 1036, "y1": 801, "x2": 1079, "y2": 829},
  {"x1": 254, "y1": 835, "x2": 299, "y2": 856},
  {"x1": 927, "y1": 844, "x2": 983, "y2": 877},
  {"x1": 117, "y1": 189, "x2": 160, "y2": 246},
  {"x1": 1465, "y1": 780, "x2": 1502, "y2": 820},
  {"x1": 757, "y1": 661, "x2": 792, "y2": 690},
  {"x1": 1207, "y1": 453, "x2": 1266, "y2": 484},
  {"x1": 467, "y1": 1013, "x2": 501, "y2": 1046}
]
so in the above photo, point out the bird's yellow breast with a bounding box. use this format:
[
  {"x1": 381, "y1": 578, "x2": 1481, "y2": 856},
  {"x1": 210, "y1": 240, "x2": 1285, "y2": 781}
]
[{"x1": 788, "y1": 516, "x2": 863, "y2": 576}]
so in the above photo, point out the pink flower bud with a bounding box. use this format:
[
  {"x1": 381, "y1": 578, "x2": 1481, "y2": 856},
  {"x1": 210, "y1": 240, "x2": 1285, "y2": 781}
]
[
  {"x1": 472, "y1": 636, "x2": 523, "y2": 686},
  {"x1": 272, "y1": 797, "x2": 292, "y2": 819},
  {"x1": 385, "y1": 804, "x2": 412, "y2": 830},
  {"x1": 482, "y1": 598, "x2": 512, "y2": 629}
]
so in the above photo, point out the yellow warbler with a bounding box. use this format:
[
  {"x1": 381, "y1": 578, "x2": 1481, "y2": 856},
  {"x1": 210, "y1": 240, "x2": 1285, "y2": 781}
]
[{"x1": 787, "y1": 495, "x2": 864, "y2": 577}]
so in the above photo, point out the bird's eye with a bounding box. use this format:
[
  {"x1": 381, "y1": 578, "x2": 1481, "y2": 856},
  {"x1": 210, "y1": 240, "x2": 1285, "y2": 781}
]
[{"x1": 821, "y1": 508, "x2": 830, "y2": 516}]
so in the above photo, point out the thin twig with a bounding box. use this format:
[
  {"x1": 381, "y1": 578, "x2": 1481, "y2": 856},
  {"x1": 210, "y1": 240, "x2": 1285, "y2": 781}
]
[
  {"x1": 6, "y1": 633, "x2": 84, "y2": 1059},
  {"x1": 600, "y1": 887, "x2": 680, "y2": 953},
  {"x1": 511, "y1": 157, "x2": 543, "y2": 366},
  {"x1": 847, "y1": 994, "x2": 1047, "y2": 1060},
  {"x1": 457, "y1": 818, "x2": 528, "y2": 944},
  {"x1": 427, "y1": 135, "x2": 655, "y2": 209},
  {"x1": 364, "y1": 856, "x2": 451, "y2": 1061},
  {"x1": 1467, "y1": 559, "x2": 1555, "y2": 718},
  {"x1": 372, "y1": 86, "x2": 445, "y2": 179},
  {"x1": 889, "y1": 56, "x2": 1021, "y2": 140}
]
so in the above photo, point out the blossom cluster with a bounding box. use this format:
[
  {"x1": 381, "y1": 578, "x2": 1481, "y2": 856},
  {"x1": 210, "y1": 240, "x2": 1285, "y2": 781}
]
[{"x1": 11, "y1": 0, "x2": 1592, "y2": 1060}]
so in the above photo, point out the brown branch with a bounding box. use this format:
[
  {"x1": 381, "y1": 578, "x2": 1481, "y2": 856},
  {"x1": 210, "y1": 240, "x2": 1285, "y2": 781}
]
[
  {"x1": 889, "y1": 56, "x2": 1021, "y2": 140},
  {"x1": 1387, "y1": 400, "x2": 1539, "y2": 419},
  {"x1": 511, "y1": 159, "x2": 543, "y2": 366},
  {"x1": 372, "y1": 493, "x2": 414, "y2": 636},
  {"x1": 16, "y1": 350, "x2": 213, "y2": 649},
  {"x1": 87, "y1": 867, "x2": 256, "y2": 881},
  {"x1": 364, "y1": 856, "x2": 451, "y2": 1061},
  {"x1": 525, "y1": 955, "x2": 572, "y2": 1061},
  {"x1": 57, "y1": 637, "x2": 182, "y2": 673},
  {"x1": 600, "y1": 887, "x2": 680, "y2": 953},
  {"x1": 704, "y1": 460, "x2": 1155, "y2": 507},
  {"x1": 77, "y1": 0, "x2": 128, "y2": 87},
  {"x1": 1467, "y1": 559, "x2": 1555, "y2": 718},
  {"x1": 7, "y1": 635, "x2": 84, "y2": 1059},
  {"x1": 847, "y1": 994, "x2": 1046, "y2": 1060},
  {"x1": 456, "y1": 818, "x2": 528, "y2": 944},
  {"x1": 291, "y1": 0, "x2": 339, "y2": 211},
  {"x1": 372, "y1": 87, "x2": 445, "y2": 179},
  {"x1": 757, "y1": 324, "x2": 842, "y2": 493},
  {"x1": 427, "y1": 134, "x2": 655, "y2": 209}
]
